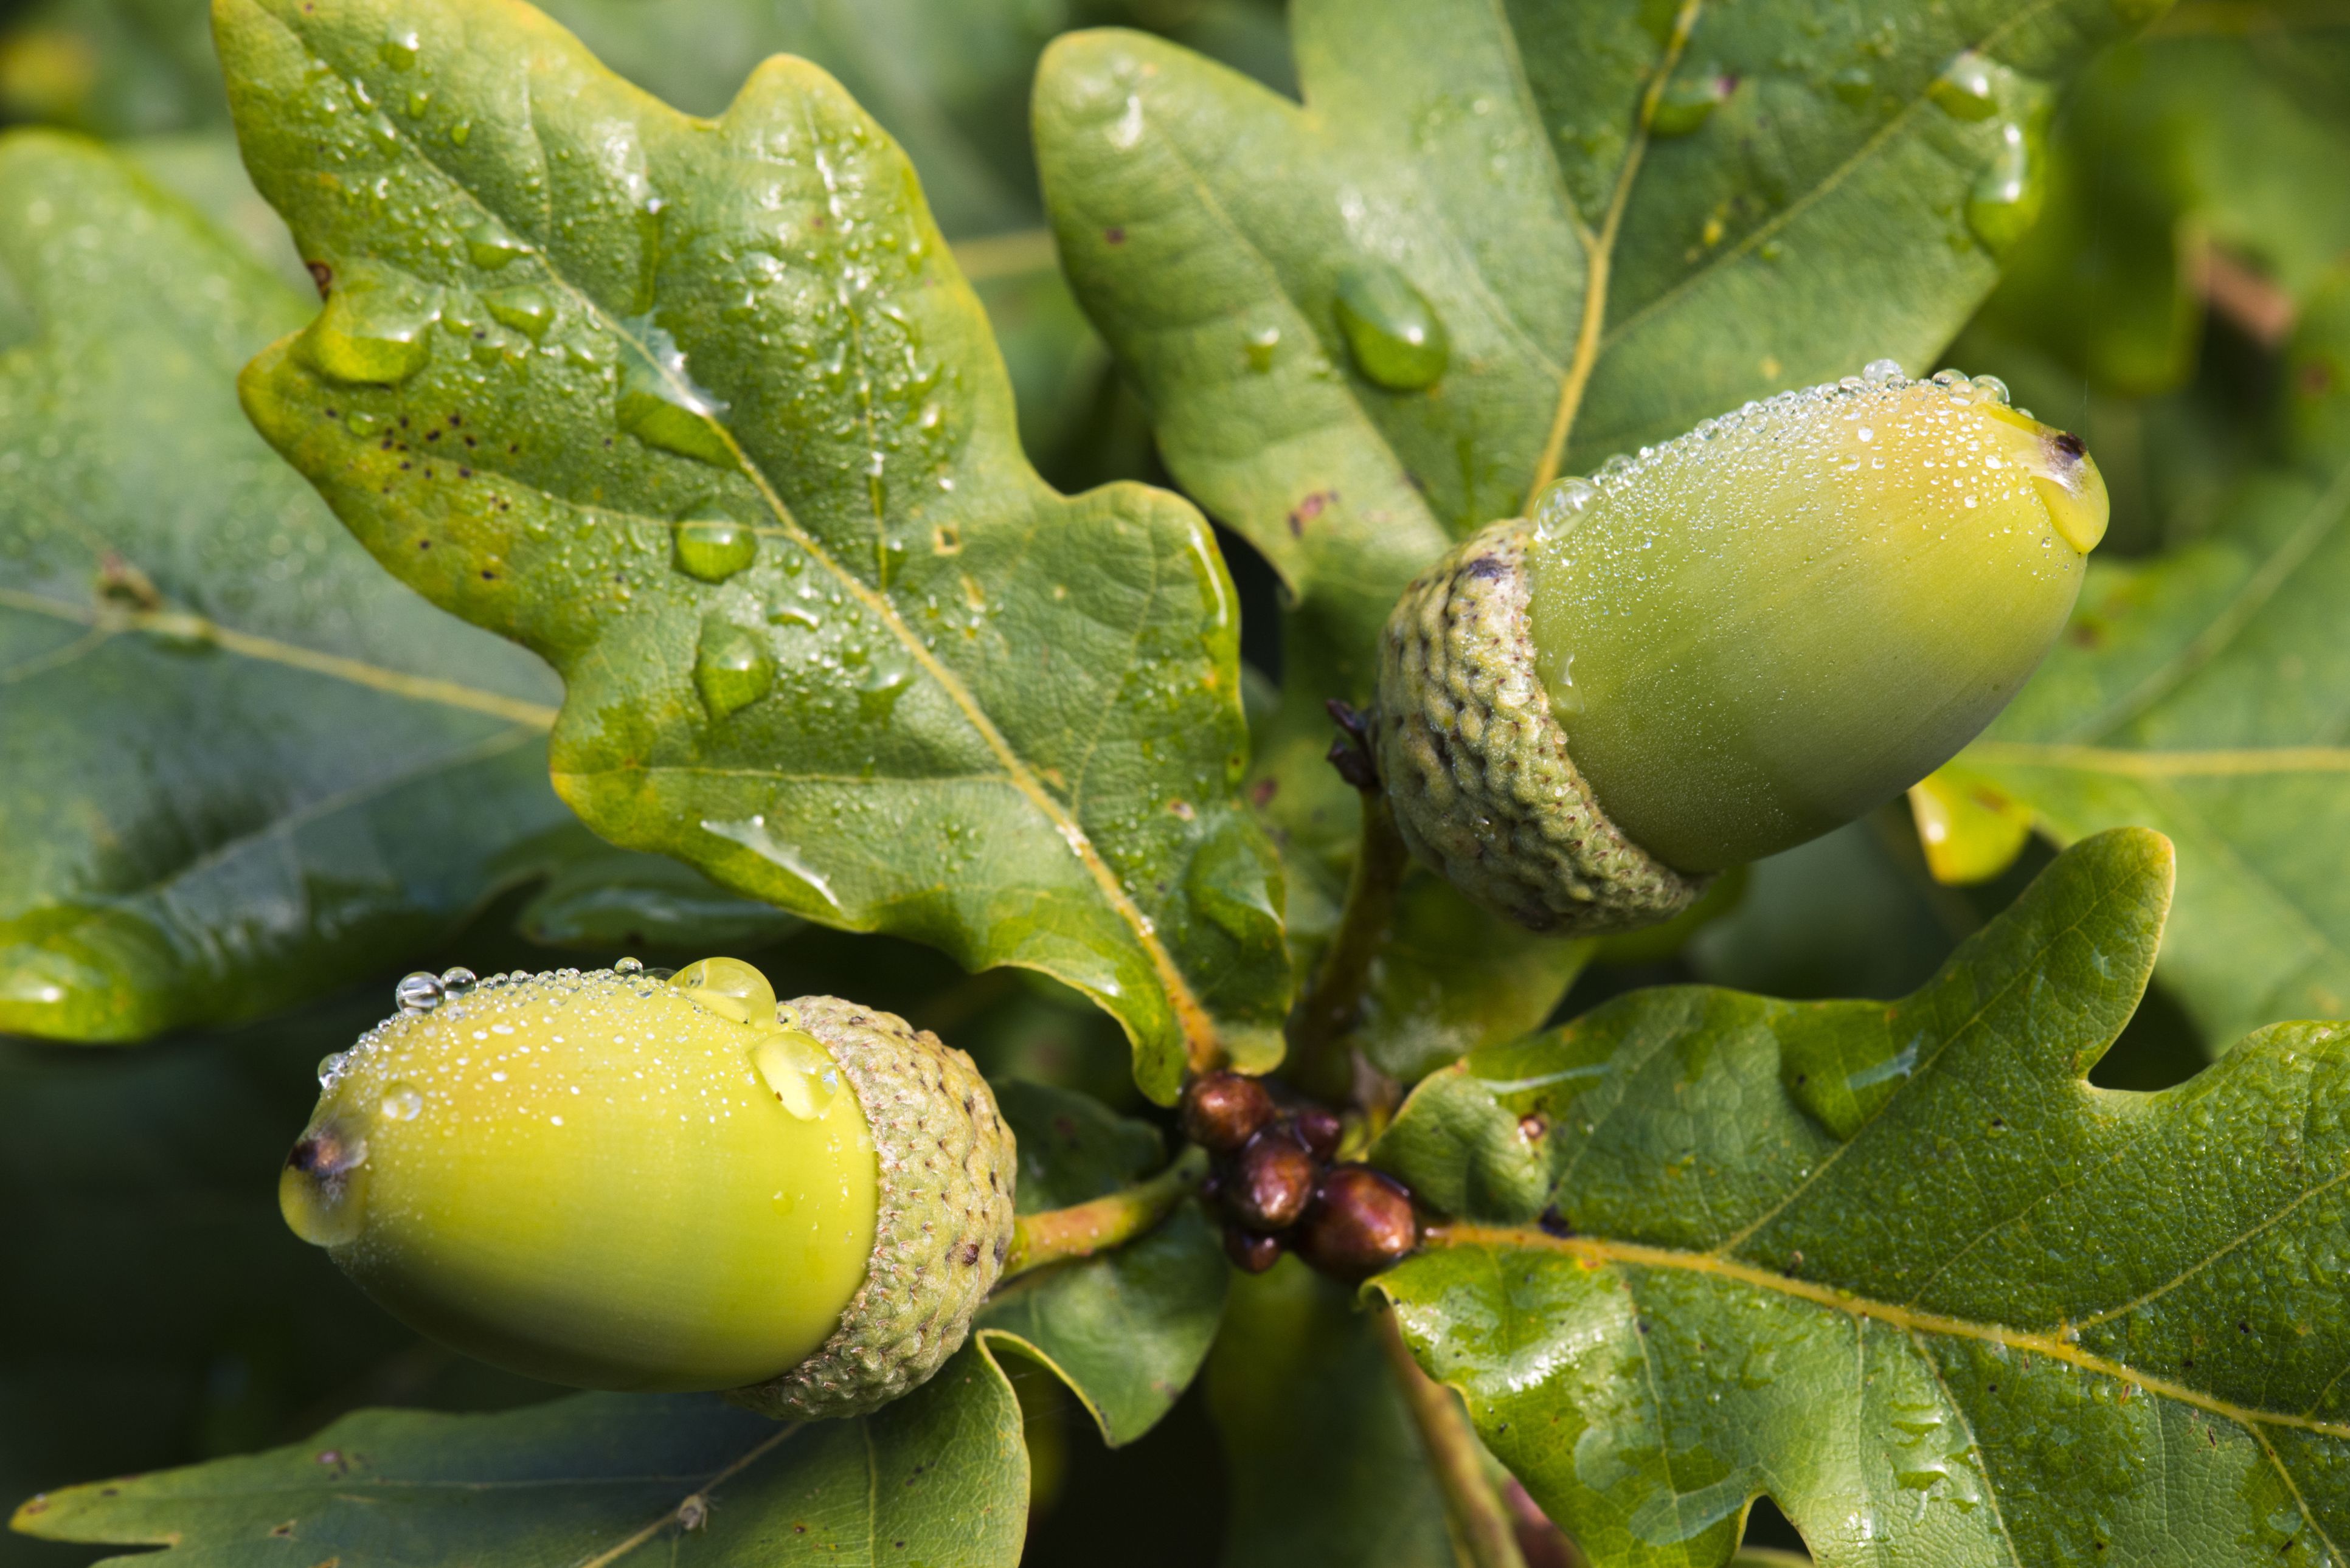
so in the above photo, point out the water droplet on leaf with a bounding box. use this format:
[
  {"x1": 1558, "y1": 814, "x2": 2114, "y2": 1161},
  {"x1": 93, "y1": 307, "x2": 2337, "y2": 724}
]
[
  {"x1": 300, "y1": 264, "x2": 441, "y2": 385},
  {"x1": 482, "y1": 285, "x2": 554, "y2": 340},
  {"x1": 617, "y1": 319, "x2": 735, "y2": 466},
  {"x1": 1966, "y1": 123, "x2": 2044, "y2": 255},
  {"x1": 1929, "y1": 51, "x2": 2003, "y2": 120},
  {"x1": 1333, "y1": 260, "x2": 1449, "y2": 391},
  {"x1": 695, "y1": 618, "x2": 774, "y2": 719},
  {"x1": 1651, "y1": 68, "x2": 1734, "y2": 137},
  {"x1": 673, "y1": 513, "x2": 758, "y2": 582}
]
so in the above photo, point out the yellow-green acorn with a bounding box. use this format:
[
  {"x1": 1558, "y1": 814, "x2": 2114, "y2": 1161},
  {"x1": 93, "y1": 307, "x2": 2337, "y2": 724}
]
[
  {"x1": 1374, "y1": 363, "x2": 2107, "y2": 933},
  {"x1": 280, "y1": 957, "x2": 1014, "y2": 1420}
]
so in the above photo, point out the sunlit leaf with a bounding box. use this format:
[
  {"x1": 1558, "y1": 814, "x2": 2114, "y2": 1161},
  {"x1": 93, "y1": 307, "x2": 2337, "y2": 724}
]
[
  {"x1": 1376, "y1": 828, "x2": 2350, "y2": 1567},
  {"x1": 217, "y1": 0, "x2": 1291, "y2": 1100}
]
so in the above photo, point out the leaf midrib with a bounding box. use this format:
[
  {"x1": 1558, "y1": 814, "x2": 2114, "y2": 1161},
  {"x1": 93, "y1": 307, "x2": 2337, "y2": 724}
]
[
  {"x1": 0, "y1": 587, "x2": 559, "y2": 727},
  {"x1": 267, "y1": 5, "x2": 1221, "y2": 1065},
  {"x1": 1422, "y1": 1224, "x2": 2350, "y2": 1443}
]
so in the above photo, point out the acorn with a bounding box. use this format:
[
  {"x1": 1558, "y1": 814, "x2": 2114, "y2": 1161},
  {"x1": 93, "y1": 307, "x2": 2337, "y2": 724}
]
[
  {"x1": 1374, "y1": 364, "x2": 2107, "y2": 932},
  {"x1": 280, "y1": 957, "x2": 1014, "y2": 1420}
]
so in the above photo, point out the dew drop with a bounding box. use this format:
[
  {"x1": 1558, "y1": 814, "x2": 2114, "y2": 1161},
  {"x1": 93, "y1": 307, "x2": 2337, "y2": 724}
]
[
  {"x1": 378, "y1": 26, "x2": 420, "y2": 69},
  {"x1": 1965, "y1": 123, "x2": 2044, "y2": 255},
  {"x1": 670, "y1": 956, "x2": 777, "y2": 1027},
  {"x1": 299, "y1": 264, "x2": 441, "y2": 385},
  {"x1": 1829, "y1": 66, "x2": 1874, "y2": 106},
  {"x1": 749, "y1": 1031, "x2": 842, "y2": 1120},
  {"x1": 1532, "y1": 476, "x2": 1598, "y2": 542},
  {"x1": 614, "y1": 956, "x2": 645, "y2": 975},
  {"x1": 465, "y1": 219, "x2": 529, "y2": 271},
  {"x1": 380, "y1": 1083, "x2": 425, "y2": 1121},
  {"x1": 482, "y1": 285, "x2": 554, "y2": 340},
  {"x1": 695, "y1": 618, "x2": 774, "y2": 719},
  {"x1": 1651, "y1": 67, "x2": 1734, "y2": 137},
  {"x1": 1243, "y1": 324, "x2": 1280, "y2": 373},
  {"x1": 395, "y1": 970, "x2": 444, "y2": 1012},
  {"x1": 1861, "y1": 357, "x2": 1904, "y2": 384},
  {"x1": 1929, "y1": 50, "x2": 2003, "y2": 120},
  {"x1": 1333, "y1": 260, "x2": 1449, "y2": 392},
  {"x1": 439, "y1": 965, "x2": 477, "y2": 996},
  {"x1": 673, "y1": 513, "x2": 758, "y2": 582},
  {"x1": 317, "y1": 1051, "x2": 349, "y2": 1086},
  {"x1": 617, "y1": 320, "x2": 735, "y2": 466}
]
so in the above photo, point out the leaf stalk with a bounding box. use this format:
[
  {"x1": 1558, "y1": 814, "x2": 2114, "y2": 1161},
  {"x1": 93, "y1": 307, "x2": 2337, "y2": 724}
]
[
  {"x1": 1288, "y1": 789, "x2": 1412, "y2": 1100},
  {"x1": 996, "y1": 1145, "x2": 1210, "y2": 1282},
  {"x1": 1376, "y1": 1306, "x2": 1530, "y2": 1568}
]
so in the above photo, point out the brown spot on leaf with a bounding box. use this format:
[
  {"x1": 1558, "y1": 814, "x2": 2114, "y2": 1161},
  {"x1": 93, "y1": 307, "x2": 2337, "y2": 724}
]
[{"x1": 1286, "y1": 489, "x2": 1336, "y2": 536}]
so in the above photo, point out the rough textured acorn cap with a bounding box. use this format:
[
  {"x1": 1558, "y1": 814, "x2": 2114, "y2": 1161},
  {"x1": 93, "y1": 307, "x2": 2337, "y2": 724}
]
[
  {"x1": 730, "y1": 994, "x2": 1017, "y2": 1421},
  {"x1": 1373, "y1": 516, "x2": 1708, "y2": 935}
]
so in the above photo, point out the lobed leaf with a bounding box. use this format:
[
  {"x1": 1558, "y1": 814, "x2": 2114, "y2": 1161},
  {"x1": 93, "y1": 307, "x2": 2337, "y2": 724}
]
[
  {"x1": 1931, "y1": 275, "x2": 2350, "y2": 1046},
  {"x1": 976, "y1": 1079, "x2": 1228, "y2": 1445},
  {"x1": 216, "y1": 0, "x2": 1291, "y2": 1101},
  {"x1": 0, "y1": 128, "x2": 574, "y2": 1043},
  {"x1": 1035, "y1": 0, "x2": 2140, "y2": 663},
  {"x1": 13, "y1": 1350, "x2": 1027, "y2": 1566},
  {"x1": 1374, "y1": 827, "x2": 2350, "y2": 1566},
  {"x1": 1035, "y1": 0, "x2": 2138, "y2": 1080}
]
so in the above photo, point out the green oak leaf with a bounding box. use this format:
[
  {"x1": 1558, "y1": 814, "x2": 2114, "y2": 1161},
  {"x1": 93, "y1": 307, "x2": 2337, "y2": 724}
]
[
  {"x1": 1373, "y1": 827, "x2": 2350, "y2": 1567},
  {"x1": 1932, "y1": 277, "x2": 2350, "y2": 1046},
  {"x1": 1206, "y1": 1257, "x2": 1455, "y2": 1568},
  {"x1": 13, "y1": 1349, "x2": 1026, "y2": 1566},
  {"x1": 1035, "y1": 0, "x2": 2141, "y2": 668},
  {"x1": 510, "y1": 822, "x2": 805, "y2": 952},
  {"x1": 0, "y1": 128, "x2": 575, "y2": 1043},
  {"x1": 977, "y1": 1079, "x2": 1227, "y2": 1445},
  {"x1": 216, "y1": 0, "x2": 1291, "y2": 1102}
]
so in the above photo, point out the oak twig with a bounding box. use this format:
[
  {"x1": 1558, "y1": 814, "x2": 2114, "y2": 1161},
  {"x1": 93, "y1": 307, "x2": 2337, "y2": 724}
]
[
  {"x1": 1288, "y1": 787, "x2": 1412, "y2": 1101},
  {"x1": 996, "y1": 1145, "x2": 1209, "y2": 1283}
]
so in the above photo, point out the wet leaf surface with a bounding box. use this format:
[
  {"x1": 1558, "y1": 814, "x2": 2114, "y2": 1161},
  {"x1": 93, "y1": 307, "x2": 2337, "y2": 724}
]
[
  {"x1": 0, "y1": 130, "x2": 574, "y2": 1042},
  {"x1": 218, "y1": 0, "x2": 1292, "y2": 1102},
  {"x1": 13, "y1": 1348, "x2": 1027, "y2": 1567},
  {"x1": 1375, "y1": 828, "x2": 2350, "y2": 1567}
]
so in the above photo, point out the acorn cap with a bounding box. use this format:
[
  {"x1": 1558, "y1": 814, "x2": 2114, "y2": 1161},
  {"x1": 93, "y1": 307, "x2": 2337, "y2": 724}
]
[
  {"x1": 729, "y1": 994, "x2": 1017, "y2": 1420},
  {"x1": 1373, "y1": 516, "x2": 1708, "y2": 934}
]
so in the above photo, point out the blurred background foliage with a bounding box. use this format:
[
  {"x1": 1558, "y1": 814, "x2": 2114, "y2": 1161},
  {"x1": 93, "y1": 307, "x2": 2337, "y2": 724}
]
[{"x1": 0, "y1": 0, "x2": 2341, "y2": 1562}]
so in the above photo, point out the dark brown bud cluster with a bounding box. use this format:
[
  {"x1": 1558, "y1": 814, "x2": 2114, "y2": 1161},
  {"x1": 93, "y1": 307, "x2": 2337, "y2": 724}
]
[{"x1": 1182, "y1": 1071, "x2": 1419, "y2": 1282}]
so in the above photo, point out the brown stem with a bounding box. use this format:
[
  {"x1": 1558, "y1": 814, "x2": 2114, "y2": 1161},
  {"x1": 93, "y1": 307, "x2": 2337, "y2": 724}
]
[
  {"x1": 1376, "y1": 1307, "x2": 1530, "y2": 1568},
  {"x1": 996, "y1": 1145, "x2": 1208, "y2": 1282},
  {"x1": 1288, "y1": 790, "x2": 1412, "y2": 1100}
]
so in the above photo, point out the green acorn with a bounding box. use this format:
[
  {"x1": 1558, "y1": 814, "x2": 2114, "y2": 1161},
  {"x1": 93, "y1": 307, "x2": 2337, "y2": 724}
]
[
  {"x1": 1375, "y1": 364, "x2": 2107, "y2": 933},
  {"x1": 280, "y1": 957, "x2": 1014, "y2": 1420}
]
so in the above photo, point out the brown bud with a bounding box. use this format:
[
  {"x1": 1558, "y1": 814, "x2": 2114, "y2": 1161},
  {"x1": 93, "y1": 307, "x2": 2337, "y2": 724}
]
[
  {"x1": 1294, "y1": 1104, "x2": 1343, "y2": 1162},
  {"x1": 1226, "y1": 1127, "x2": 1315, "y2": 1232},
  {"x1": 1182, "y1": 1071, "x2": 1274, "y2": 1153},
  {"x1": 1223, "y1": 1224, "x2": 1285, "y2": 1274},
  {"x1": 1294, "y1": 1165, "x2": 1418, "y2": 1281}
]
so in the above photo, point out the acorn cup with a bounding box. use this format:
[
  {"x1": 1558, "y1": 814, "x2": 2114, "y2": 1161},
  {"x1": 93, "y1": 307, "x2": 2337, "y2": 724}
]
[
  {"x1": 1374, "y1": 362, "x2": 2108, "y2": 933},
  {"x1": 280, "y1": 957, "x2": 1015, "y2": 1420}
]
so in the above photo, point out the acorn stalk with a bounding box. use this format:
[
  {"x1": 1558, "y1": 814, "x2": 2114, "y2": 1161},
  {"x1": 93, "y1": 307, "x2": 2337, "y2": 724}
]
[
  {"x1": 280, "y1": 957, "x2": 1014, "y2": 1419},
  {"x1": 1374, "y1": 364, "x2": 2106, "y2": 931}
]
